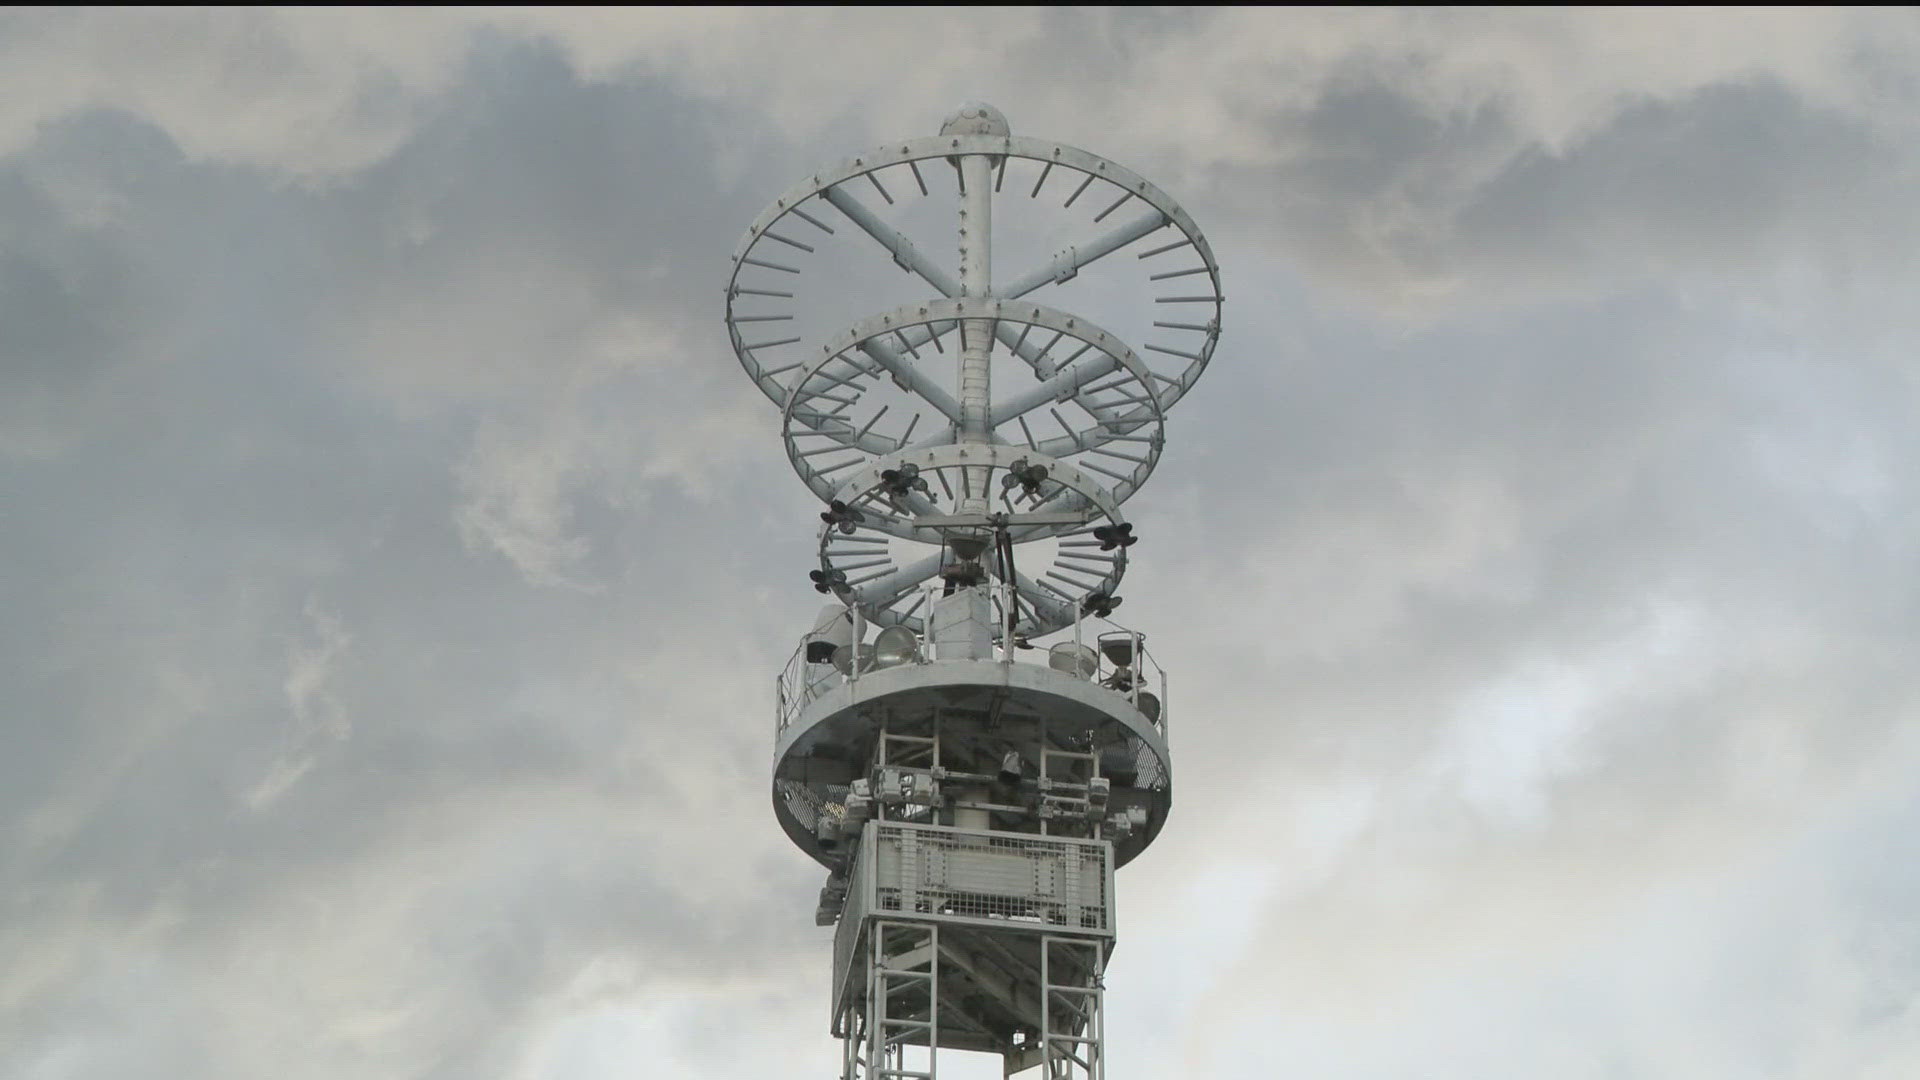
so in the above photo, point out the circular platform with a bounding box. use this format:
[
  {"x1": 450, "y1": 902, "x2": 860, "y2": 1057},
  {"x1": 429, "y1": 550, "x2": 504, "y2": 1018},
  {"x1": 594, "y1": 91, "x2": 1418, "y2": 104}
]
[{"x1": 772, "y1": 658, "x2": 1173, "y2": 869}]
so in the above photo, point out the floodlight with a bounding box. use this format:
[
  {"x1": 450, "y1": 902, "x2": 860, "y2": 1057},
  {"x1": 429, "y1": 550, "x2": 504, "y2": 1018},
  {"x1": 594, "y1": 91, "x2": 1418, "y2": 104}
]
[
  {"x1": 1135, "y1": 691, "x2": 1162, "y2": 724},
  {"x1": 1002, "y1": 457, "x2": 1049, "y2": 498},
  {"x1": 1097, "y1": 631, "x2": 1139, "y2": 668},
  {"x1": 871, "y1": 625, "x2": 919, "y2": 668},
  {"x1": 881, "y1": 464, "x2": 929, "y2": 498},
  {"x1": 820, "y1": 499, "x2": 866, "y2": 535},
  {"x1": 1048, "y1": 642, "x2": 1099, "y2": 678},
  {"x1": 829, "y1": 642, "x2": 873, "y2": 676}
]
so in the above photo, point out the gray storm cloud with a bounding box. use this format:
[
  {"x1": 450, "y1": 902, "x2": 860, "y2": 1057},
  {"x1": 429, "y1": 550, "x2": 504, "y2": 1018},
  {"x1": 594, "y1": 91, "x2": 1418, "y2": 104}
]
[{"x1": 3, "y1": 9, "x2": 1918, "y2": 1079}]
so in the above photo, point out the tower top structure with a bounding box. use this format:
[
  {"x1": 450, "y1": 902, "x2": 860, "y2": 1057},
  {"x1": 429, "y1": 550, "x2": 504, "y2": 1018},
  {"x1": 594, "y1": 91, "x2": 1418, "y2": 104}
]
[{"x1": 725, "y1": 101, "x2": 1223, "y2": 1079}]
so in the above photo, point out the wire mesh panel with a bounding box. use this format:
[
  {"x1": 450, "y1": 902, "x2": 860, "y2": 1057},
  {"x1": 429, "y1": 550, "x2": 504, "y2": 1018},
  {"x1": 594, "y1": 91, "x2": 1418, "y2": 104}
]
[
  {"x1": 833, "y1": 821, "x2": 1116, "y2": 1046},
  {"x1": 867, "y1": 821, "x2": 1112, "y2": 935}
]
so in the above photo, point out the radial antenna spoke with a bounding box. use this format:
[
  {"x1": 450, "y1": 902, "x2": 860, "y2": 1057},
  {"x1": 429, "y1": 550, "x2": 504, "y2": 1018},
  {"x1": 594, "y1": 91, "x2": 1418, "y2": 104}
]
[
  {"x1": 956, "y1": 145, "x2": 994, "y2": 515},
  {"x1": 855, "y1": 339, "x2": 964, "y2": 425},
  {"x1": 987, "y1": 354, "x2": 1124, "y2": 429},
  {"x1": 997, "y1": 210, "x2": 1170, "y2": 300},
  {"x1": 822, "y1": 186, "x2": 960, "y2": 297}
]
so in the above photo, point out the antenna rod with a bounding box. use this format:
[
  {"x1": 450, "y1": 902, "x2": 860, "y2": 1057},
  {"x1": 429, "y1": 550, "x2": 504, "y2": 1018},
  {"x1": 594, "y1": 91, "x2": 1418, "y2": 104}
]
[{"x1": 957, "y1": 146, "x2": 994, "y2": 516}]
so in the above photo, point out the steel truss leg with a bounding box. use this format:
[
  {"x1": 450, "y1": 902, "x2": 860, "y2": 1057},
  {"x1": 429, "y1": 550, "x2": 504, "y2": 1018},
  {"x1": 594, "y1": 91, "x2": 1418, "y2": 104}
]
[
  {"x1": 841, "y1": 998, "x2": 868, "y2": 1080},
  {"x1": 865, "y1": 920, "x2": 939, "y2": 1080},
  {"x1": 1040, "y1": 936, "x2": 1104, "y2": 1080}
]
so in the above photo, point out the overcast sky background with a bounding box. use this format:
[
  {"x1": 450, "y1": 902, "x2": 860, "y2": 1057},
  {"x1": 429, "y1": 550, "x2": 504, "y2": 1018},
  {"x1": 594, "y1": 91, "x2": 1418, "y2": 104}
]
[{"x1": 4, "y1": 8, "x2": 1920, "y2": 1079}]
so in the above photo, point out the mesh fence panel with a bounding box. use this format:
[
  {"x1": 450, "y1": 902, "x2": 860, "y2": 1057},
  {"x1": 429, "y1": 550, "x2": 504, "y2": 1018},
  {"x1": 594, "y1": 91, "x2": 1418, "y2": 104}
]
[{"x1": 869, "y1": 823, "x2": 1111, "y2": 934}]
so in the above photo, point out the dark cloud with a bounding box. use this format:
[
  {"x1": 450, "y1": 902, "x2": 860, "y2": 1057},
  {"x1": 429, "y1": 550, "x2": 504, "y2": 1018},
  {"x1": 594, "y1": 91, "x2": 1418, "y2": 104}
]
[
  {"x1": 1, "y1": 38, "x2": 823, "y2": 1076},
  {"x1": 1208, "y1": 72, "x2": 1920, "y2": 304}
]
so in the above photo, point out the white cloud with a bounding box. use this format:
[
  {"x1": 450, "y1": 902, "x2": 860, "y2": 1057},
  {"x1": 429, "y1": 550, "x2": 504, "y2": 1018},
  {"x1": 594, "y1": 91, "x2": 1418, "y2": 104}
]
[{"x1": 248, "y1": 597, "x2": 354, "y2": 808}]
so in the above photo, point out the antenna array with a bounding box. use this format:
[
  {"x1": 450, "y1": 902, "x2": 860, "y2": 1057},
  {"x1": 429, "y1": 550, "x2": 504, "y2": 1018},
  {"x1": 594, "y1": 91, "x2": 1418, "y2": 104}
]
[{"x1": 726, "y1": 103, "x2": 1222, "y2": 1079}]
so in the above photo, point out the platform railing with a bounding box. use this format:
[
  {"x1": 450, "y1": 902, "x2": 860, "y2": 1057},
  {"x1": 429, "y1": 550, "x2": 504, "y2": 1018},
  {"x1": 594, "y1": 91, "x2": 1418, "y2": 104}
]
[{"x1": 776, "y1": 608, "x2": 1168, "y2": 741}]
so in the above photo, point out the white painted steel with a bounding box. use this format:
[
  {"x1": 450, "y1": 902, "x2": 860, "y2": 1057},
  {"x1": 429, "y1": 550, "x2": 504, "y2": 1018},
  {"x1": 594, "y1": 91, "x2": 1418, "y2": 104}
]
[
  {"x1": 725, "y1": 133, "x2": 1223, "y2": 449},
  {"x1": 777, "y1": 298, "x2": 1168, "y2": 505},
  {"x1": 804, "y1": 444, "x2": 1129, "y2": 637},
  {"x1": 771, "y1": 655, "x2": 1172, "y2": 872},
  {"x1": 729, "y1": 104, "x2": 1220, "y2": 1080}
]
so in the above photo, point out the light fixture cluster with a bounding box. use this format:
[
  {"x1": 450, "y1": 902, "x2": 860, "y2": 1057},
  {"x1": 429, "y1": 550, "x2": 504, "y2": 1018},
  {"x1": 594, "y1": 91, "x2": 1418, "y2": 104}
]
[
  {"x1": 819, "y1": 499, "x2": 866, "y2": 534},
  {"x1": 1000, "y1": 457, "x2": 1050, "y2": 499},
  {"x1": 880, "y1": 463, "x2": 931, "y2": 499}
]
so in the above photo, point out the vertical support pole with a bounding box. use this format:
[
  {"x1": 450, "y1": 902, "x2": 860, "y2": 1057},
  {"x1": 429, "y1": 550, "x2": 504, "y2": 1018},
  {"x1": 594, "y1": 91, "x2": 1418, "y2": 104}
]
[
  {"x1": 924, "y1": 583, "x2": 939, "y2": 661},
  {"x1": 1040, "y1": 938, "x2": 1054, "y2": 1078},
  {"x1": 1089, "y1": 939, "x2": 1104, "y2": 1080},
  {"x1": 1001, "y1": 537, "x2": 1017, "y2": 664},
  {"x1": 957, "y1": 151, "x2": 993, "y2": 516},
  {"x1": 929, "y1": 922, "x2": 940, "y2": 1080},
  {"x1": 865, "y1": 926, "x2": 883, "y2": 1078},
  {"x1": 852, "y1": 602, "x2": 866, "y2": 691},
  {"x1": 1130, "y1": 631, "x2": 1141, "y2": 710},
  {"x1": 842, "y1": 1003, "x2": 866, "y2": 1080}
]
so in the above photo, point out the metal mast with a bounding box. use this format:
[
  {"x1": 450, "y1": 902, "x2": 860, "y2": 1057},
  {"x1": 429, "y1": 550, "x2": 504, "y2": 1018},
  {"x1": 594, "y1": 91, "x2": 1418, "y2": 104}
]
[{"x1": 725, "y1": 103, "x2": 1223, "y2": 1079}]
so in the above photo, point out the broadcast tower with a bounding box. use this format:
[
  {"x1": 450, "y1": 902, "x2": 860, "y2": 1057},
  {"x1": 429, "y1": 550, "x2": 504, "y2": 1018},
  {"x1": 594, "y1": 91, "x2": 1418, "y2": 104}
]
[{"x1": 724, "y1": 103, "x2": 1222, "y2": 1079}]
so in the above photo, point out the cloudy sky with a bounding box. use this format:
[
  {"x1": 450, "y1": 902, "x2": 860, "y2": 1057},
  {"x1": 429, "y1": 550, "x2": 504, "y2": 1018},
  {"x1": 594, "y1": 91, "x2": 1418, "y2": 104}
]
[{"x1": 5, "y1": 7, "x2": 1920, "y2": 1078}]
